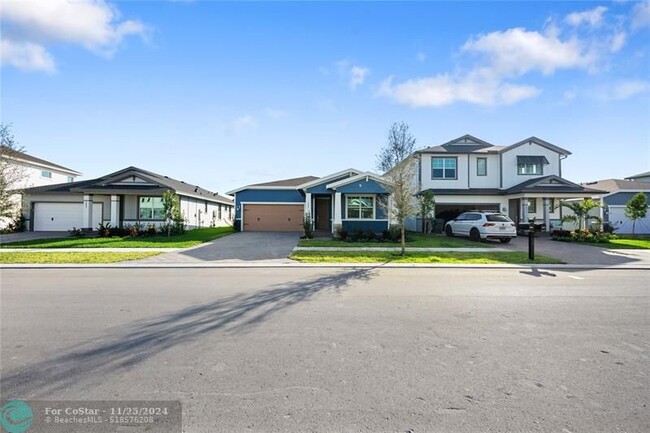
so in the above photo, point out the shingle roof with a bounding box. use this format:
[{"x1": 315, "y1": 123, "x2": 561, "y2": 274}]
[
  {"x1": 625, "y1": 171, "x2": 650, "y2": 180},
  {"x1": 1, "y1": 146, "x2": 81, "y2": 175},
  {"x1": 581, "y1": 178, "x2": 650, "y2": 193},
  {"x1": 23, "y1": 166, "x2": 233, "y2": 204},
  {"x1": 507, "y1": 175, "x2": 604, "y2": 194},
  {"x1": 250, "y1": 176, "x2": 319, "y2": 187}
]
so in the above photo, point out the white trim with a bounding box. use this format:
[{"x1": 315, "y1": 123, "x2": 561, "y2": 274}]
[
  {"x1": 326, "y1": 172, "x2": 391, "y2": 190},
  {"x1": 176, "y1": 191, "x2": 233, "y2": 205},
  {"x1": 240, "y1": 201, "x2": 304, "y2": 232},
  {"x1": 345, "y1": 194, "x2": 376, "y2": 220},
  {"x1": 297, "y1": 168, "x2": 361, "y2": 190}
]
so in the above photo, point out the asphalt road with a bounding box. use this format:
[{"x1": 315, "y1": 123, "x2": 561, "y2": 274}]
[{"x1": 1, "y1": 268, "x2": 648, "y2": 433}]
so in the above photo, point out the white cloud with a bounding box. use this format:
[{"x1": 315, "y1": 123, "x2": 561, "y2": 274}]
[
  {"x1": 565, "y1": 6, "x2": 608, "y2": 28},
  {"x1": 230, "y1": 115, "x2": 257, "y2": 131},
  {"x1": 610, "y1": 30, "x2": 627, "y2": 52},
  {"x1": 265, "y1": 108, "x2": 289, "y2": 119},
  {"x1": 1, "y1": 0, "x2": 147, "y2": 72},
  {"x1": 606, "y1": 80, "x2": 650, "y2": 100},
  {"x1": 462, "y1": 27, "x2": 597, "y2": 76},
  {"x1": 416, "y1": 51, "x2": 427, "y2": 62},
  {"x1": 377, "y1": 72, "x2": 541, "y2": 107},
  {"x1": 632, "y1": 0, "x2": 650, "y2": 30},
  {"x1": 0, "y1": 39, "x2": 55, "y2": 73},
  {"x1": 336, "y1": 60, "x2": 370, "y2": 89}
]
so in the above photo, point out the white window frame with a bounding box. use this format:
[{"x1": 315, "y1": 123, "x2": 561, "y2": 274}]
[
  {"x1": 476, "y1": 158, "x2": 487, "y2": 176},
  {"x1": 41, "y1": 170, "x2": 52, "y2": 179},
  {"x1": 518, "y1": 163, "x2": 543, "y2": 175},
  {"x1": 432, "y1": 157, "x2": 457, "y2": 180},
  {"x1": 345, "y1": 195, "x2": 375, "y2": 220},
  {"x1": 138, "y1": 196, "x2": 165, "y2": 220}
]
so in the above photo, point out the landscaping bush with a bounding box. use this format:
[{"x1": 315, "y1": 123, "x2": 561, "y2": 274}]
[
  {"x1": 147, "y1": 224, "x2": 157, "y2": 236},
  {"x1": 350, "y1": 229, "x2": 365, "y2": 242},
  {"x1": 551, "y1": 229, "x2": 572, "y2": 241},
  {"x1": 552, "y1": 228, "x2": 617, "y2": 244},
  {"x1": 381, "y1": 229, "x2": 391, "y2": 241},
  {"x1": 388, "y1": 225, "x2": 401, "y2": 242},
  {"x1": 1, "y1": 214, "x2": 26, "y2": 234},
  {"x1": 337, "y1": 228, "x2": 348, "y2": 241},
  {"x1": 97, "y1": 222, "x2": 112, "y2": 238},
  {"x1": 68, "y1": 227, "x2": 83, "y2": 238},
  {"x1": 303, "y1": 215, "x2": 313, "y2": 239},
  {"x1": 109, "y1": 226, "x2": 129, "y2": 237},
  {"x1": 365, "y1": 230, "x2": 377, "y2": 241}
]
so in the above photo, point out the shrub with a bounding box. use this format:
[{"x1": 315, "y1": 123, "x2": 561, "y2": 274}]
[
  {"x1": 337, "y1": 228, "x2": 348, "y2": 241},
  {"x1": 303, "y1": 215, "x2": 313, "y2": 239},
  {"x1": 97, "y1": 222, "x2": 112, "y2": 238},
  {"x1": 551, "y1": 229, "x2": 572, "y2": 241},
  {"x1": 147, "y1": 224, "x2": 157, "y2": 236},
  {"x1": 68, "y1": 227, "x2": 83, "y2": 238},
  {"x1": 381, "y1": 229, "x2": 390, "y2": 241},
  {"x1": 388, "y1": 225, "x2": 401, "y2": 242},
  {"x1": 602, "y1": 222, "x2": 616, "y2": 234},
  {"x1": 109, "y1": 226, "x2": 128, "y2": 237},
  {"x1": 366, "y1": 230, "x2": 377, "y2": 241},
  {"x1": 350, "y1": 229, "x2": 364, "y2": 242}
]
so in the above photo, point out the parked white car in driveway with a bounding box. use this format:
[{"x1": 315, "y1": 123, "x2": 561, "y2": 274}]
[{"x1": 444, "y1": 211, "x2": 517, "y2": 243}]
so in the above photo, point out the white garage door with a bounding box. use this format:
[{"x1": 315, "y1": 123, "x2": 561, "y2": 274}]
[
  {"x1": 609, "y1": 205, "x2": 650, "y2": 234},
  {"x1": 33, "y1": 203, "x2": 102, "y2": 231}
]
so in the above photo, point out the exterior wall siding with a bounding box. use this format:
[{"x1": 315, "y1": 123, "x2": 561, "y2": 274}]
[
  {"x1": 234, "y1": 189, "x2": 305, "y2": 220},
  {"x1": 468, "y1": 154, "x2": 500, "y2": 188},
  {"x1": 501, "y1": 142, "x2": 561, "y2": 189},
  {"x1": 420, "y1": 154, "x2": 470, "y2": 191},
  {"x1": 342, "y1": 220, "x2": 389, "y2": 233},
  {"x1": 604, "y1": 191, "x2": 650, "y2": 206}
]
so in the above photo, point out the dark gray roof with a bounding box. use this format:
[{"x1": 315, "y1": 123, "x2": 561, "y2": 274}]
[
  {"x1": 1, "y1": 146, "x2": 81, "y2": 175},
  {"x1": 506, "y1": 175, "x2": 603, "y2": 194},
  {"x1": 502, "y1": 136, "x2": 571, "y2": 156},
  {"x1": 251, "y1": 176, "x2": 319, "y2": 187},
  {"x1": 23, "y1": 166, "x2": 233, "y2": 204},
  {"x1": 419, "y1": 134, "x2": 501, "y2": 154}
]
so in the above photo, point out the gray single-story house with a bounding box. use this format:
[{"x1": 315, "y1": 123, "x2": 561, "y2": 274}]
[
  {"x1": 581, "y1": 177, "x2": 650, "y2": 234},
  {"x1": 227, "y1": 169, "x2": 392, "y2": 234},
  {"x1": 22, "y1": 166, "x2": 234, "y2": 231}
]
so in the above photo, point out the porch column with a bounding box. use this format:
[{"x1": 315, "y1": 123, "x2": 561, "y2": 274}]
[
  {"x1": 387, "y1": 196, "x2": 393, "y2": 228},
  {"x1": 543, "y1": 197, "x2": 550, "y2": 232},
  {"x1": 521, "y1": 198, "x2": 528, "y2": 223},
  {"x1": 83, "y1": 194, "x2": 93, "y2": 229},
  {"x1": 110, "y1": 195, "x2": 120, "y2": 227},
  {"x1": 333, "y1": 192, "x2": 342, "y2": 233},
  {"x1": 305, "y1": 192, "x2": 312, "y2": 218}
]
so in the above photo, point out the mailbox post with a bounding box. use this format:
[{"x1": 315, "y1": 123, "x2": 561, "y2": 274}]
[{"x1": 528, "y1": 218, "x2": 535, "y2": 260}]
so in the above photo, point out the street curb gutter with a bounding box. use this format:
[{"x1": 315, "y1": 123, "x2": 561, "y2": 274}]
[{"x1": 2, "y1": 263, "x2": 649, "y2": 270}]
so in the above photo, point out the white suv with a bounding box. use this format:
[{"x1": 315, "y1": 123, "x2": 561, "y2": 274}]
[{"x1": 444, "y1": 212, "x2": 517, "y2": 243}]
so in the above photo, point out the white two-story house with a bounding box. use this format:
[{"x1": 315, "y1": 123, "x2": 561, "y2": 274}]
[{"x1": 412, "y1": 135, "x2": 604, "y2": 231}]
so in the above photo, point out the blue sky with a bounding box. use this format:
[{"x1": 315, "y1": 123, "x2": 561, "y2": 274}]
[{"x1": 2, "y1": 1, "x2": 649, "y2": 194}]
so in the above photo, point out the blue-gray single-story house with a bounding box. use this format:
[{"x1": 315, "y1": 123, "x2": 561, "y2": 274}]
[{"x1": 226, "y1": 169, "x2": 392, "y2": 233}]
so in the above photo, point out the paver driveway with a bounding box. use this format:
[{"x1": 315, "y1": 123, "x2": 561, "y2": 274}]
[{"x1": 138, "y1": 231, "x2": 300, "y2": 263}]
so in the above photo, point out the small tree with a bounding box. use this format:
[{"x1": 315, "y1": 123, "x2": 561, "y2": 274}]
[
  {"x1": 162, "y1": 190, "x2": 184, "y2": 236},
  {"x1": 561, "y1": 198, "x2": 602, "y2": 231},
  {"x1": 625, "y1": 192, "x2": 648, "y2": 235},
  {"x1": 377, "y1": 122, "x2": 418, "y2": 255},
  {"x1": 0, "y1": 124, "x2": 27, "y2": 221},
  {"x1": 418, "y1": 190, "x2": 436, "y2": 234}
]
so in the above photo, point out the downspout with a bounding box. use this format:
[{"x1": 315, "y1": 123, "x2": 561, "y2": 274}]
[{"x1": 467, "y1": 154, "x2": 470, "y2": 189}]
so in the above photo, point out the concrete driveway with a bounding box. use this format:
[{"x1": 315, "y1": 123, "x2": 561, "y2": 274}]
[
  {"x1": 499, "y1": 233, "x2": 650, "y2": 266},
  {"x1": 0, "y1": 231, "x2": 69, "y2": 244},
  {"x1": 138, "y1": 231, "x2": 301, "y2": 263}
]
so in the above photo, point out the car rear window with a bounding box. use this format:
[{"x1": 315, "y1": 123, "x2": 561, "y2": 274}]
[{"x1": 486, "y1": 214, "x2": 511, "y2": 222}]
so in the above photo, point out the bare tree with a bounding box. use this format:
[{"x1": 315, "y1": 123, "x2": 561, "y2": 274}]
[
  {"x1": 377, "y1": 122, "x2": 418, "y2": 255},
  {"x1": 0, "y1": 124, "x2": 27, "y2": 221}
]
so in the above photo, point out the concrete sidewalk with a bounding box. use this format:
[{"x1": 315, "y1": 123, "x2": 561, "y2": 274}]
[
  {"x1": 0, "y1": 247, "x2": 179, "y2": 252},
  {"x1": 294, "y1": 246, "x2": 508, "y2": 252}
]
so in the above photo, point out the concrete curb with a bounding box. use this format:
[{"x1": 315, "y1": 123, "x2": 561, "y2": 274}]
[
  {"x1": 2, "y1": 263, "x2": 649, "y2": 270},
  {"x1": 0, "y1": 248, "x2": 180, "y2": 252},
  {"x1": 293, "y1": 247, "x2": 507, "y2": 252}
]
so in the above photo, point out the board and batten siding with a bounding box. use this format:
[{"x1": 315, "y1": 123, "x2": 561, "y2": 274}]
[{"x1": 501, "y1": 142, "x2": 561, "y2": 189}]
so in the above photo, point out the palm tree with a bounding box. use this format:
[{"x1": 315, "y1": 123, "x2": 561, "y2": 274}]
[{"x1": 561, "y1": 198, "x2": 602, "y2": 231}]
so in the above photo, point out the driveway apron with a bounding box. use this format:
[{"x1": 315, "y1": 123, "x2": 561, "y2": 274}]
[{"x1": 136, "y1": 232, "x2": 301, "y2": 263}]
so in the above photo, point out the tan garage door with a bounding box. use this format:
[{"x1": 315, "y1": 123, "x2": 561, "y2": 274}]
[{"x1": 243, "y1": 204, "x2": 304, "y2": 232}]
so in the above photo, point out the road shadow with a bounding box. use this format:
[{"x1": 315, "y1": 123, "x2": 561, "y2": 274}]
[
  {"x1": 1, "y1": 268, "x2": 374, "y2": 398},
  {"x1": 519, "y1": 268, "x2": 557, "y2": 278}
]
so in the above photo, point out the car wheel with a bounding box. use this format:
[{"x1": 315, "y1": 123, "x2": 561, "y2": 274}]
[
  {"x1": 499, "y1": 238, "x2": 512, "y2": 244},
  {"x1": 469, "y1": 228, "x2": 481, "y2": 242},
  {"x1": 445, "y1": 225, "x2": 453, "y2": 237}
]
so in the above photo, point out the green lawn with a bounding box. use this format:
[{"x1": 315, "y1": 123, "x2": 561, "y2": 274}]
[
  {"x1": 299, "y1": 233, "x2": 489, "y2": 248},
  {"x1": 1, "y1": 227, "x2": 234, "y2": 249},
  {"x1": 0, "y1": 252, "x2": 161, "y2": 264},
  {"x1": 290, "y1": 250, "x2": 563, "y2": 264},
  {"x1": 605, "y1": 237, "x2": 650, "y2": 249}
]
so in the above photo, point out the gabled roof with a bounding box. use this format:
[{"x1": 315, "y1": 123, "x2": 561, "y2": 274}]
[
  {"x1": 1, "y1": 146, "x2": 81, "y2": 175},
  {"x1": 625, "y1": 171, "x2": 650, "y2": 181},
  {"x1": 582, "y1": 178, "x2": 650, "y2": 193},
  {"x1": 297, "y1": 168, "x2": 361, "y2": 189},
  {"x1": 507, "y1": 175, "x2": 603, "y2": 194},
  {"x1": 326, "y1": 172, "x2": 392, "y2": 189},
  {"x1": 418, "y1": 134, "x2": 501, "y2": 154},
  {"x1": 226, "y1": 175, "x2": 319, "y2": 194},
  {"x1": 23, "y1": 166, "x2": 233, "y2": 204},
  {"x1": 500, "y1": 136, "x2": 571, "y2": 156}
]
